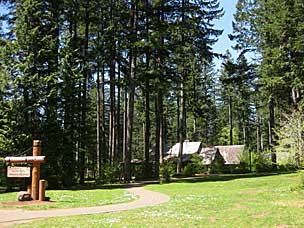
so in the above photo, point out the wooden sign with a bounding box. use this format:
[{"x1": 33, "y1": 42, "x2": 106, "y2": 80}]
[
  {"x1": 7, "y1": 166, "x2": 31, "y2": 178},
  {"x1": 5, "y1": 156, "x2": 45, "y2": 163}
]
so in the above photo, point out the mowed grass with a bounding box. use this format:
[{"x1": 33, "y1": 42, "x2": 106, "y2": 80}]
[
  {"x1": 0, "y1": 188, "x2": 136, "y2": 210},
  {"x1": 13, "y1": 173, "x2": 304, "y2": 228}
]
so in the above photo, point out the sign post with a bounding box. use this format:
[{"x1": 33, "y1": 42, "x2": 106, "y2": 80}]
[
  {"x1": 31, "y1": 140, "x2": 41, "y2": 200},
  {"x1": 5, "y1": 140, "x2": 46, "y2": 201}
]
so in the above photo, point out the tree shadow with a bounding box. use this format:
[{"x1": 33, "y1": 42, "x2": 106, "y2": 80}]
[
  {"x1": 169, "y1": 171, "x2": 296, "y2": 184},
  {"x1": 62, "y1": 180, "x2": 160, "y2": 191}
]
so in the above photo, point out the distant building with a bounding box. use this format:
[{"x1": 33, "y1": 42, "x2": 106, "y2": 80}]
[
  {"x1": 165, "y1": 141, "x2": 202, "y2": 161},
  {"x1": 165, "y1": 142, "x2": 244, "y2": 166},
  {"x1": 214, "y1": 145, "x2": 244, "y2": 165},
  {"x1": 200, "y1": 147, "x2": 220, "y2": 165}
]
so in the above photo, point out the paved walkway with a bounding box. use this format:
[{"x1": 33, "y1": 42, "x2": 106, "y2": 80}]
[{"x1": 0, "y1": 186, "x2": 170, "y2": 228}]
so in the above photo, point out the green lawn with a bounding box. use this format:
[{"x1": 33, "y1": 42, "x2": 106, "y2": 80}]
[
  {"x1": 13, "y1": 173, "x2": 304, "y2": 227},
  {"x1": 0, "y1": 188, "x2": 136, "y2": 210}
]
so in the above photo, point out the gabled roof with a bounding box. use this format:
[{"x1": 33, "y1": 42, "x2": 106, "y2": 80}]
[
  {"x1": 215, "y1": 145, "x2": 244, "y2": 165},
  {"x1": 164, "y1": 142, "x2": 244, "y2": 165},
  {"x1": 167, "y1": 141, "x2": 201, "y2": 156},
  {"x1": 200, "y1": 147, "x2": 218, "y2": 165},
  {"x1": 200, "y1": 145, "x2": 244, "y2": 165},
  {"x1": 165, "y1": 141, "x2": 201, "y2": 161}
]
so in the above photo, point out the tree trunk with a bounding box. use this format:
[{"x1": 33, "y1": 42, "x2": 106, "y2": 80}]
[
  {"x1": 144, "y1": 79, "x2": 150, "y2": 179},
  {"x1": 79, "y1": 0, "x2": 90, "y2": 184},
  {"x1": 256, "y1": 110, "x2": 261, "y2": 153},
  {"x1": 243, "y1": 115, "x2": 246, "y2": 145},
  {"x1": 229, "y1": 95, "x2": 233, "y2": 145},
  {"x1": 96, "y1": 65, "x2": 101, "y2": 179},
  {"x1": 109, "y1": 58, "x2": 116, "y2": 165},
  {"x1": 143, "y1": 0, "x2": 151, "y2": 180},
  {"x1": 177, "y1": 94, "x2": 180, "y2": 143},
  {"x1": 157, "y1": 6, "x2": 165, "y2": 167},
  {"x1": 268, "y1": 97, "x2": 276, "y2": 169},
  {"x1": 101, "y1": 65, "x2": 107, "y2": 164},
  {"x1": 177, "y1": 79, "x2": 186, "y2": 174},
  {"x1": 116, "y1": 56, "x2": 122, "y2": 163},
  {"x1": 155, "y1": 93, "x2": 160, "y2": 178},
  {"x1": 159, "y1": 90, "x2": 164, "y2": 166},
  {"x1": 61, "y1": 14, "x2": 78, "y2": 186},
  {"x1": 124, "y1": 0, "x2": 138, "y2": 182},
  {"x1": 177, "y1": 0, "x2": 187, "y2": 175},
  {"x1": 123, "y1": 87, "x2": 128, "y2": 178},
  {"x1": 109, "y1": 0, "x2": 116, "y2": 165}
]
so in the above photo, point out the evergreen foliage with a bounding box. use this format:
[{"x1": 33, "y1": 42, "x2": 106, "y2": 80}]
[
  {"x1": 1, "y1": 0, "x2": 303, "y2": 185},
  {"x1": 275, "y1": 111, "x2": 304, "y2": 168}
]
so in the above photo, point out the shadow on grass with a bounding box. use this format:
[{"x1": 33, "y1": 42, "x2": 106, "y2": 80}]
[
  {"x1": 62, "y1": 172, "x2": 297, "y2": 190},
  {"x1": 51, "y1": 180, "x2": 160, "y2": 191},
  {"x1": 1, "y1": 172, "x2": 297, "y2": 192},
  {"x1": 170, "y1": 171, "x2": 297, "y2": 184}
]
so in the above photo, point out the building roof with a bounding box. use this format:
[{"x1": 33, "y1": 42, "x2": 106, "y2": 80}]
[
  {"x1": 200, "y1": 145, "x2": 244, "y2": 165},
  {"x1": 200, "y1": 147, "x2": 218, "y2": 165},
  {"x1": 165, "y1": 141, "x2": 201, "y2": 160},
  {"x1": 215, "y1": 145, "x2": 244, "y2": 164},
  {"x1": 166, "y1": 141, "x2": 201, "y2": 156},
  {"x1": 165, "y1": 142, "x2": 244, "y2": 165}
]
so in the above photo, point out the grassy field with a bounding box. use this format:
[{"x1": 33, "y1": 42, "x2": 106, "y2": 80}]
[
  {"x1": 12, "y1": 173, "x2": 304, "y2": 227},
  {"x1": 0, "y1": 188, "x2": 136, "y2": 210}
]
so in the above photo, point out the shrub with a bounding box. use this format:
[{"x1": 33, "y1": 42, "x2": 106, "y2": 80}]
[
  {"x1": 190, "y1": 154, "x2": 207, "y2": 174},
  {"x1": 210, "y1": 150, "x2": 226, "y2": 174},
  {"x1": 253, "y1": 150, "x2": 273, "y2": 173},
  {"x1": 277, "y1": 164, "x2": 297, "y2": 172},
  {"x1": 182, "y1": 163, "x2": 196, "y2": 176},
  {"x1": 238, "y1": 148, "x2": 253, "y2": 171},
  {"x1": 291, "y1": 170, "x2": 304, "y2": 191},
  {"x1": 103, "y1": 164, "x2": 121, "y2": 183},
  {"x1": 298, "y1": 170, "x2": 304, "y2": 188},
  {"x1": 0, "y1": 158, "x2": 6, "y2": 187},
  {"x1": 160, "y1": 161, "x2": 175, "y2": 183},
  {"x1": 228, "y1": 163, "x2": 250, "y2": 174},
  {"x1": 275, "y1": 111, "x2": 304, "y2": 168},
  {"x1": 133, "y1": 164, "x2": 144, "y2": 181}
]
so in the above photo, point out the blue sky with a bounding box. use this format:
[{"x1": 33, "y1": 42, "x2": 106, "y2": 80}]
[{"x1": 213, "y1": 0, "x2": 238, "y2": 70}]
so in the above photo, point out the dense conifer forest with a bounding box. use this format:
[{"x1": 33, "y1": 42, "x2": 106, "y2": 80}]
[{"x1": 0, "y1": 0, "x2": 303, "y2": 185}]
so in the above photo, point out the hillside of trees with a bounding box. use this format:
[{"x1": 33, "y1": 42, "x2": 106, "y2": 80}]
[{"x1": 0, "y1": 0, "x2": 303, "y2": 186}]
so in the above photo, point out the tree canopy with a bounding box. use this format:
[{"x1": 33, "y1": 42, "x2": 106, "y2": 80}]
[{"x1": 0, "y1": 0, "x2": 303, "y2": 185}]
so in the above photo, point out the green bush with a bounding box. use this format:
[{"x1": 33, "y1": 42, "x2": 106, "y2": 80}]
[
  {"x1": 277, "y1": 164, "x2": 297, "y2": 172},
  {"x1": 133, "y1": 164, "x2": 144, "y2": 181},
  {"x1": 253, "y1": 151, "x2": 273, "y2": 173},
  {"x1": 181, "y1": 154, "x2": 208, "y2": 176},
  {"x1": 182, "y1": 163, "x2": 196, "y2": 176},
  {"x1": 298, "y1": 170, "x2": 304, "y2": 188},
  {"x1": 0, "y1": 158, "x2": 5, "y2": 186},
  {"x1": 190, "y1": 154, "x2": 207, "y2": 174},
  {"x1": 238, "y1": 148, "x2": 252, "y2": 171},
  {"x1": 210, "y1": 151, "x2": 226, "y2": 174},
  {"x1": 103, "y1": 164, "x2": 121, "y2": 183},
  {"x1": 160, "y1": 161, "x2": 175, "y2": 183},
  {"x1": 228, "y1": 163, "x2": 250, "y2": 174}
]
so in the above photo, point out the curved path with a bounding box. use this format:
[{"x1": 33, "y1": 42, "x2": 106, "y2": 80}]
[{"x1": 0, "y1": 186, "x2": 170, "y2": 227}]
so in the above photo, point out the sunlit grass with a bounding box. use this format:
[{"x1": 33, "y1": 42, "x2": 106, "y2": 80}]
[
  {"x1": 14, "y1": 173, "x2": 304, "y2": 228},
  {"x1": 0, "y1": 188, "x2": 136, "y2": 210}
]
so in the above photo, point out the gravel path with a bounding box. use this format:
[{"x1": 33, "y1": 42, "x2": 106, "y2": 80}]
[{"x1": 0, "y1": 186, "x2": 170, "y2": 228}]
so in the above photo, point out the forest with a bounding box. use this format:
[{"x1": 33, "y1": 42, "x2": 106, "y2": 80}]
[{"x1": 0, "y1": 0, "x2": 303, "y2": 186}]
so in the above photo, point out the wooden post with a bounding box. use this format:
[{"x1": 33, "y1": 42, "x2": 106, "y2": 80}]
[
  {"x1": 39, "y1": 180, "x2": 46, "y2": 201},
  {"x1": 31, "y1": 140, "x2": 41, "y2": 200},
  {"x1": 27, "y1": 185, "x2": 31, "y2": 194}
]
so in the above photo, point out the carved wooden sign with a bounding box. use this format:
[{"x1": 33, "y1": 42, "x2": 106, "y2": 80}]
[
  {"x1": 5, "y1": 156, "x2": 45, "y2": 163},
  {"x1": 5, "y1": 140, "x2": 45, "y2": 200},
  {"x1": 7, "y1": 166, "x2": 31, "y2": 178}
]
